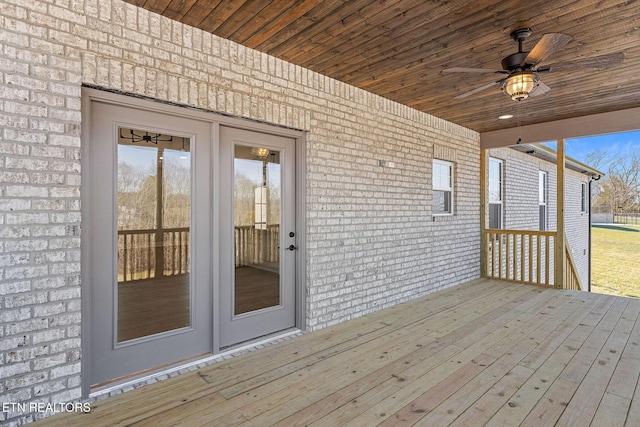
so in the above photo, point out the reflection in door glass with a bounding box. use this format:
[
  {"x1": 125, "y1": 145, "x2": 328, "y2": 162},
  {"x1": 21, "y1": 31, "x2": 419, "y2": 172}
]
[
  {"x1": 234, "y1": 146, "x2": 281, "y2": 315},
  {"x1": 116, "y1": 128, "x2": 191, "y2": 342}
]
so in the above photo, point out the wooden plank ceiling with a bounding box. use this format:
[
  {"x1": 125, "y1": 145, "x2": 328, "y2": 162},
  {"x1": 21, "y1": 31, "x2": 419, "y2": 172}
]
[{"x1": 123, "y1": 0, "x2": 640, "y2": 134}]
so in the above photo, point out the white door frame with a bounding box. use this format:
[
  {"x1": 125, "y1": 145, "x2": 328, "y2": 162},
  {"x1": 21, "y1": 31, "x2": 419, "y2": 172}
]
[{"x1": 81, "y1": 88, "x2": 307, "y2": 396}]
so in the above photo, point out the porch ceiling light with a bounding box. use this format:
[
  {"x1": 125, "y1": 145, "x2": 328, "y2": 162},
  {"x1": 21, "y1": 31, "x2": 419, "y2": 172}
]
[
  {"x1": 502, "y1": 71, "x2": 538, "y2": 101},
  {"x1": 251, "y1": 147, "x2": 270, "y2": 158}
]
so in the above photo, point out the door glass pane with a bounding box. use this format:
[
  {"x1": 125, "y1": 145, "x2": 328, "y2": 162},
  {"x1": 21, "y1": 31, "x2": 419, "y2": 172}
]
[
  {"x1": 116, "y1": 127, "x2": 191, "y2": 342},
  {"x1": 234, "y1": 146, "x2": 281, "y2": 315}
]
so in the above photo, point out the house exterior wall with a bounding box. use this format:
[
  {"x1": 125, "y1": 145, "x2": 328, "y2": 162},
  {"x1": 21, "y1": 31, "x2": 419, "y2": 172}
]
[
  {"x1": 0, "y1": 0, "x2": 480, "y2": 423},
  {"x1": 488, "y1": 147, "x2": 591, "y2": 286},
  {"x1": 564, "y1": 169, "x2": 591, "y2": 287}
]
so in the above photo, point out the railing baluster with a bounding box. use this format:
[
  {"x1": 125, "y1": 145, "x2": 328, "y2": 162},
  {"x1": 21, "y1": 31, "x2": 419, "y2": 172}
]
[
  {"x1": 528, "y1": 235, "x2": 532, "y2": 284},
  {"x1": 235, "y1": 227, "x2": 239, "y2": 267},
  {"x1": 123, "y1": 234, "x2": 128, "y2": 282},
  {"x1": 182, "y1": 231, "x2": 187, "y2": 274},
  {"x1": 146, "y1": 233, "x2": 151, "y2": 278},
  {"x1": 496, "y1": 232, "x2": 499, "y2": 279},
  {"x1": 545, "y1": 235, "x2": 550, "y2": 286},
  {"x1": 536, "y1": 234, "x2": 541, "y2": 285},
  {"x1": 486, "y1": 233, "x2": 490, "y2": 277},
  {"x1": 520, "y1": 234, "x2": 524, "y2": 282},
  {"x1": 177, "y1": 231, "x2": 181, "y2": 274},
  {"x1": 491, "y1": 232, "x2": 495, "y2": 278},
  {"x1": 504, "y1": 233, "x2": 509, "y2": 280},
  {"x1": 512, "y1": 233, "x2": 517, "y2": 280},
  {"x1": 496, "y1": 232, "x2": 501, "y2": 279}
]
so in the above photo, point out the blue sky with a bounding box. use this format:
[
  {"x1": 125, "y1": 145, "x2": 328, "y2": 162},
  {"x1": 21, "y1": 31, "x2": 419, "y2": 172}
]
[{"x1": 544, "y1": 130, "x2": 640, "y2": 170}]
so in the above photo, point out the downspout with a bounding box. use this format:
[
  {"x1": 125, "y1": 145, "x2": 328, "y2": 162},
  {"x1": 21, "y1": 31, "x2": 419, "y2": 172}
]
[{"x1": 588, "y1": 174, "x2": 602, "y2": 292}]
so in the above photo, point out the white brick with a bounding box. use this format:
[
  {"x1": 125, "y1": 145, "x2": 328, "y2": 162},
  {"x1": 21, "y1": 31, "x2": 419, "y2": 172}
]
[
  {"x1": 5, "y1": 372, "x2": 48, "y2": 390},
  {"x1": 0, "y1": 280, "x2": 31, "y2": 295},
  {"x1": 50, "y1": 362, "x2": 80, "y2": 379},
  {"x1": 0, "y1": 308, "x2": 32, "y2": 323},
  {"x1": 32, "y1": 353, "x2": 67, "y2": 371},
  {"x1": 0, "y1": 362, "x2": 31, "y2": 379}
]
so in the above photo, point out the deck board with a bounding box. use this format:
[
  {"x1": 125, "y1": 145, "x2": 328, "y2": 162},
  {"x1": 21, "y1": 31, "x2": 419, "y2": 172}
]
[{"x1": 33, "y1": 279, "x2": 640, "y2": 427}]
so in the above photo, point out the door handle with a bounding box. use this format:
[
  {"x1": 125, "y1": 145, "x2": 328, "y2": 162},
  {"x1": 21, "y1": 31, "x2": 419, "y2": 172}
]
[{"x1": 286, "y1": 244, "x2": 297, "y2": 251}]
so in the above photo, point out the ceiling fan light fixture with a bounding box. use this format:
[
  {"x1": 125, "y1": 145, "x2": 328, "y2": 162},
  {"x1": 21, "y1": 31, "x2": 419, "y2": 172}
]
[{"x1": 503, "y1": 72, "x2": 538, "y2": 101}]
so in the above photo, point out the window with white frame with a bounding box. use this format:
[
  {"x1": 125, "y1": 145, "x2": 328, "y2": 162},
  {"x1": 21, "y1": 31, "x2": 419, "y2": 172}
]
[
  {"x1": 539, "y1": 171, "x2": 547, "y2": 230},
  {"x1": 432, "y1": 159, "x2": 453, "y2": 215},
  {"x1": 581, "y1": 182, "x2": 588, "y2": 213},
  {"x1": 488, "y1": 158, "x2": 503, "y2": 229}
]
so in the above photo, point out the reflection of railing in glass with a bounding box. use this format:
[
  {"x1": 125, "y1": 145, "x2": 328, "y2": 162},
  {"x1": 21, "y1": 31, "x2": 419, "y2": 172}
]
[
  {"x1": 235, "y1": 225, "x2": 279, "y2": 267},
  {"x1": 118, "y1": 227, "x2": 190, "y2": 282},
  {"x1": 118, "y1": 225, "x2": 279, "y2": 281}
]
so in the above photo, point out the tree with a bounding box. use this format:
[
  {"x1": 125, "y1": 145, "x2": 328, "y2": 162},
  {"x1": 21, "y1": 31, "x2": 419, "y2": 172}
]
[{"x1": 589, "y1": 149, "x2": 640, "y2": 213}]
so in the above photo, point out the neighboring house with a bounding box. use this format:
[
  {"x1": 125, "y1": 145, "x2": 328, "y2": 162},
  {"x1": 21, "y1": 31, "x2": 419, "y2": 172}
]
[
  {"x1": 0, "y1": 1, "x2": 601, "y2": 424},
  {"x1": 487, "y1": 144, "x2": 603, "y2": 287}
]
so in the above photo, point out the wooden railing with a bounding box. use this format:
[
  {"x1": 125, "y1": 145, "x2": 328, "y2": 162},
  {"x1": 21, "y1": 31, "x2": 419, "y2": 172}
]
[
  {"x1": 483, "y1": 229, "x2": 583, "y2": 290},
  {"x1": 564, "y1": 239, "x2": 583, "y2": 291},
  {"x1": 484, "y1": 229, "x2": 555, "y2": 286},
  {"x1": 235, "y1": 225, "x2": 279, "y2": 267}
]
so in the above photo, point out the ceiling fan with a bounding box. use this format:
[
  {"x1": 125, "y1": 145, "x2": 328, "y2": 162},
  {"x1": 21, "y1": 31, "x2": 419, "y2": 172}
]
[{"x1": 443, "y1": 28, "x2": 625, "y2": 101}]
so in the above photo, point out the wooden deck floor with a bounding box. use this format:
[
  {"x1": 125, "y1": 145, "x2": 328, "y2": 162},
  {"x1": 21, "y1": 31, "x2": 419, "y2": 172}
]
[{"x1": 36, "y1": 279, "x2": 640, "y2": 426}]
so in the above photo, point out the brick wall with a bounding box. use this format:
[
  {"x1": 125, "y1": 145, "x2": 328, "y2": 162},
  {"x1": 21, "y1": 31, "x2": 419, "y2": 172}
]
[
  {"x1": 0, "y1": 0, "x2": 480, "y2": 423},
  {"x1": 488, "y1": 147, "x2": 591, "y2": 285}
]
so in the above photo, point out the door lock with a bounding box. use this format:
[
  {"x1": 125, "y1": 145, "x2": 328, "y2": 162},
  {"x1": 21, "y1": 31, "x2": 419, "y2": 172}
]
[{"x1": 286, "y1": 244, "x2": 297, "y2": 251}]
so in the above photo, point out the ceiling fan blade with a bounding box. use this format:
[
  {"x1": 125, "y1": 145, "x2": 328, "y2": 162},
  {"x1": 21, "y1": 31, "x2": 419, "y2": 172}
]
[
  {"x1": 529, "y1": 81, "x2": 551, "y2": 97},
  {"x1": 454, "y1": 79, "x2": 504, "y2": 99},
  {"x1": 443, "y1": 67, "x2": 507, "y2": 74},
  {"x1": 546, "y1": 52, "x2": 625, "y2": 72},
  {"x1": 521, "y1": 33, "x2": 572, "y2": 67}
]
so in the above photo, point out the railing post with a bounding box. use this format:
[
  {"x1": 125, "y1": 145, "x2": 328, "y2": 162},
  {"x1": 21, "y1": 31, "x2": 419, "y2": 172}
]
[
  {"x1": 480, "y1": 149, "x2": 488, "y2": 277},
  {"x1": 555, "y1": 139, "x2": 566, "y2": 288}
]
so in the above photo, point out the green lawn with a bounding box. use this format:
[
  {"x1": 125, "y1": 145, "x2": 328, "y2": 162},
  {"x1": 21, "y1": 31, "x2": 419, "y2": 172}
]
[{"x1": 591, "y1": 224, "x2": 640, "y2": 298}]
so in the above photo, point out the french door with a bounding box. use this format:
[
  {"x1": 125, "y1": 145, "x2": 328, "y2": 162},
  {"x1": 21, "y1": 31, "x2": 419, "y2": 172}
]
[
  {"x1": 85, "y1": 95, "x2": 300, "y2": 389},
  {"x1": 87, "y1": 102, "x2": 213, "y2": 387},
  {"x1": 219, "y1": 126, "x2": 297, "y2": 347}
]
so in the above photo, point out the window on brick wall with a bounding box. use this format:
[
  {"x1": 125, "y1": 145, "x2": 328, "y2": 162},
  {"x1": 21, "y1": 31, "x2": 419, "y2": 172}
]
[
  {"x1": 488, "y1": 158, "x2": 503, "y2": 229},
  {"x1": 433, "y1": 159, "x2": 454, "y2": 215},
  {"x1": 539, "y1": 171, "x2": 548, "y2": 230},
  {"x1": 581, "y1": 182, "x2": 588, "y2": 213}
]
